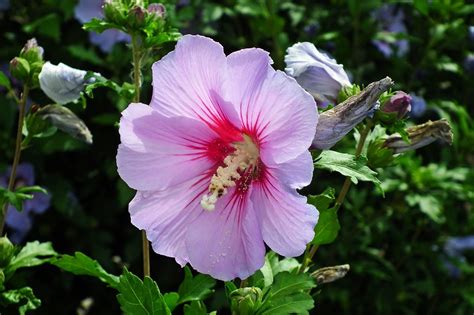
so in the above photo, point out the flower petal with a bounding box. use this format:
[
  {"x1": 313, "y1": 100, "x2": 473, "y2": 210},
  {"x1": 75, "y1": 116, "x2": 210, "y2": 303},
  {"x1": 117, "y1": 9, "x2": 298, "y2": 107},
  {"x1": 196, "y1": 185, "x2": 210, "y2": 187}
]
[
  {"x1": 185, "y1": 190, "x2": 265, "y2": 280},
  {"x1": 225, "y1": 49, "x2": 317, "y2": 164},
  {"x1": 130, "y1": 176, "x2": 209, "y2": 265},
  {"x1": 151, "y1": 35, "x2": 240, "y2": 132},
  {"x1": 117, "y1": 103, "x2": 217, "y2": 191},
  {"x1": 273, "y1": 150, "x2": 314, "y2": 189},
  {"x1": 253, "y1": 161, "x2": 318, "y2": 256}
]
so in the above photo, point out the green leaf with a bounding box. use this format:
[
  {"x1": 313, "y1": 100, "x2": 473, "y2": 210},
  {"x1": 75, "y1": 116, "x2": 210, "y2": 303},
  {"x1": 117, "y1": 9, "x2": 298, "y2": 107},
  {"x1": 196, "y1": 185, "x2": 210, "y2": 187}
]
[
  {"x1": 308, "y1": 188, "x2": 340, "y2": 245},
  {"x1": 314, "y1": 151, "x2": 383, "y2": 192},
  {"x1": 413, "y1": 0, "x2": 429, "y2": 15},
  {"x1": 4, "y1": 241, "x2": 57, "y2": 279},
  {"x1": 0, "y1": 287, "x2": 41, "y2": 315},
  {"x1": 267, "y1": 252, "x2": 300, "y2": 276},
  {"x1": 22, "y1": 13, "x2": 61, "y2": 41},
  {"x1": 116, "y1": 268, "x2": 170, "y2": 315},
  {"x1": 248, "y1": 254, "x2": 273, "y2": 288},
  {"x1": 311, "y1": 208, "x2": 340, "y2": 245},
  {"x1": 163, "y1": 292, "x2": 179, "y2": 312},
  {"x1": 183, "y1": 301, "x2": 207, "y2": 315},
  {"x1": 406, "y1": 194, "x2": 445, "y2": 223},
  {"x1": 84, "y1": 77, "x2": 135, "y2": 100},
  {"x1": 258, "y1": 272, "x2": 315, "y2": 315},
  {"x1": 177, "y1": 266, "x2": 216, "y2": 304},
  {"x1": 15, "y1": 185, "x2": 48, "y2": 195},
  {"x1": 51, "y1": 252, "x2": 120, "y2": 289},
  {"x1": 0, "y1": 71, "x2": 11, "y2": 89}
]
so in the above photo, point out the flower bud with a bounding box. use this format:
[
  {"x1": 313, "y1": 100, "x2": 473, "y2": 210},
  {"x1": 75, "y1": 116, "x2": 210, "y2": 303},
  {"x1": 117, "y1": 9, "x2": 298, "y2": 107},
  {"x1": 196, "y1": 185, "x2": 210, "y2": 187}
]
[
  {"x1": 285, "y1": 42, "x2": 351, "y2": 107},
  {"x1": 230, "y1": 287, "x2": 263, "y2": 315},
  {"x1": 311, "y1": 264, "x2": 350, "y2": 285},
  {"x1": 9, "y1": 57, "x2": 30, "y2": 82},
  {"x1": 312, "y1": 77, "x2": 394, "y2": 150},
  {"x1": 147, "y1": 3, "x2": 166, "y2": 18},
  {"x1": 38, "y1": 62, "x2": 95, "y2": 105},
  {"x1": 102, "y1": 0, "x2": 126, "y2": 25},
  {"x1": 383, "y1": 119, "x2": 453, "y2": 154},
  {"x1": 19, "y1": 38, "x2": 44, "y2": 64},
  {"x1": 37, "y1": 104, "x2": 93, "y2": 144},
  {"x1": 129, "y1": 6, "x2": 146, "y2": 28},
  {"x1": 0, "y1": 236, "x2": 15, "y2": 267},
  {"x1": 381, "y1": 91, "x2": 411, "y2": 118}
]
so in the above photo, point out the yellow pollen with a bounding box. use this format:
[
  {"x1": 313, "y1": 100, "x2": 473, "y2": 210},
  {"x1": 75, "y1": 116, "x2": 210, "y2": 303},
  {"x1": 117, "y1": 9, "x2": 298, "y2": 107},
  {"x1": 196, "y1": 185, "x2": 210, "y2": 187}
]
[{"x1": 201, "y1": 135, "x2": 259, "y2": 211}]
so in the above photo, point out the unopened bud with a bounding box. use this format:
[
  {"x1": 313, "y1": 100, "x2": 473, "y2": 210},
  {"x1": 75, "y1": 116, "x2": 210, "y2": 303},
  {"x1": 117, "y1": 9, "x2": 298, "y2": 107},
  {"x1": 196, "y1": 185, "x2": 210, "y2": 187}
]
[
  {"x1": 129, "y1": 6, "x2": 145, "y2": 27},
  {"x1": 311, "y1": 264, "x2": 350, "y2": 285},
  {"x1": 20, "y1": 38, "x2": 44, "y2": 64},
  {"x1": 9, "y1": 57, "x2": 30, "y2": 82},
  {"x1": 383, "y1": 119, "x2": 453, "y2": 153},
  {"x1": 230, "y1": 287, "x2": 263, "y2": 315},
  {"x1": 312, "y1": 77, "x2": 394, "y2": 150},
  {"x1": 37, "y1": 105, "x2": 93, "y2": 144},
  {"x1": 147, "y1": 3, "x2": 166, "y2": 18},
  {"x1": 381, "y1": 91, "x2": 411, "y2": 118}
]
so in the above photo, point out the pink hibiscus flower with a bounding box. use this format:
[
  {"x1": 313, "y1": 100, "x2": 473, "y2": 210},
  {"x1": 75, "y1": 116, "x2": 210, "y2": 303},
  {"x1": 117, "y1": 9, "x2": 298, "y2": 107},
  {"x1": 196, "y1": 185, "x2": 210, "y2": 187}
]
[{"x1": 117, "y1": 35, "x2": 319, "y2": 280}]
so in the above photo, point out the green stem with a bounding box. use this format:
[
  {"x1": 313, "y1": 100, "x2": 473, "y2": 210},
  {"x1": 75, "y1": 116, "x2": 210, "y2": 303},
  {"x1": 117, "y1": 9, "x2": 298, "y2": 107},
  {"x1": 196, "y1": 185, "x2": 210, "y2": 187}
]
[
  {"x1": 131, "y1": 34, "x2": 150, "y2": 278},
  {"x1": 299, "y1": 121, "x2": 373, "y2": 272},
  {"x1": 0, "y1": 85, "x2": 29, "y2": 235}
]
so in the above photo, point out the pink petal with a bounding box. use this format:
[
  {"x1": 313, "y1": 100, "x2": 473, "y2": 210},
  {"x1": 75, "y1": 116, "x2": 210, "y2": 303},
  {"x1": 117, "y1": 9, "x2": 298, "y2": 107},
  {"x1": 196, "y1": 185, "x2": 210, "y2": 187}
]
[
  {"x1": 130, "y1": 176, "x2": 209, "y2": 265},
  {"x1": 226, "y1": 49, "x2": 318, "y2": 164},
  {"x1": 185, "y1": 189, "x2": 265, "y2": 280},
  {"x1": 151, "y1": 35, "x2": 241, "y2": 134},
  {"x1": 117, "y1": 103, "x2": 217, "y2": 191},
  {"x1": 253, "y1": 155, "x2": 318, "y2": 256}
]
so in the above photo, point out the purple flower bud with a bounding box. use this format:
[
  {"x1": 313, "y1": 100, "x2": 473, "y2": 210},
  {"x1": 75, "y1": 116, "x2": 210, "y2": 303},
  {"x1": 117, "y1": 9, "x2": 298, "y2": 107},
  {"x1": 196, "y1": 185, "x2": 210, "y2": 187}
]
[
  {"x1": 312, "y1": 77, "x2": 394, "y2": 149},
  {"x1": 285, "y1": 42, "x2": 351, "y2": 107},
  {"x1": 382, "y1": 91, "x2": 411, "y2": 118},
  {"x1": 20, "y1": 38, "x2": 44, "y2": 63},
  {"x1": 148, "y1": 3, "x2": 166, "y2": 17},
  {"x1": 383, "y1": 119, "x2": 453, "y2": 154}
]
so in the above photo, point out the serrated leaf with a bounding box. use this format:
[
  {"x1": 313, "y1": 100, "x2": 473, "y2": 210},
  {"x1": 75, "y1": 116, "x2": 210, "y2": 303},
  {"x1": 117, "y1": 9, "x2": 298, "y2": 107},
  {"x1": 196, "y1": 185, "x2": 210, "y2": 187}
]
[
  {"x1": 84, "y1": 77, "x2": 135, "y2": 100},
  {"x1": 116, "y1": 268, "x2": 170, "y2": 315},
  {"x1": 51, "y1": 252, "x2": 119, "y2": 289},
  {"x1": 307, "y1": 187, "x2": 335, "y2": 212},
  {"x1": 4, "y1": 241, "x2": 57, "y2": 279},
  {"x1": 314, "y1": 151, "x2": 382, "y2": 192},
  {"x1": 177, "y1": 266, "x2": 216, "y2": 304},
  {"x1": 258, "y1": 272, "x2": 315, "y2": 315},
  {"x1": 406, "y1": 194, "x2": 445, "y2": 223},
  {"x1": 0, "y1": 287, "x2": 41, "y2": 315},
  {"x1": 0, "y1": 71, "x2": 11, "y2": 89}
]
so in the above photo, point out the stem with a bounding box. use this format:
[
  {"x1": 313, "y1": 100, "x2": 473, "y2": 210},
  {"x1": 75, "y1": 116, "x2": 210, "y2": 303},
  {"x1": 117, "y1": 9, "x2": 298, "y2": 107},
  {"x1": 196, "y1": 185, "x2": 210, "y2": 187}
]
[
  {"x1": 299, "y1": 120, "x2": 373, "y2": 272},
  {"x1": 131, "y1": 34, "x2": 150, "y2": 277},
  {"x1": 0, "y1": 85, "x2": 29, "y2": 235}
]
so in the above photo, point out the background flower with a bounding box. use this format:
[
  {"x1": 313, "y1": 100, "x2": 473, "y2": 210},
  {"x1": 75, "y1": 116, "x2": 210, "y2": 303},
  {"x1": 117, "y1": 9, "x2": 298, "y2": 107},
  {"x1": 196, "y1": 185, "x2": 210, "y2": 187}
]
[
  {"x1": 285, "y1": 42, "x2": 351, "y2": 107},
  {"x1": 74, "y1": 0, "x2": 130, "y2": 53},
  {"x1": 372, "y1": 4, "x2": 409, "y2": 58},
  {"x1": 0, "y1": 164, "x2": 50, "y2": 243}
]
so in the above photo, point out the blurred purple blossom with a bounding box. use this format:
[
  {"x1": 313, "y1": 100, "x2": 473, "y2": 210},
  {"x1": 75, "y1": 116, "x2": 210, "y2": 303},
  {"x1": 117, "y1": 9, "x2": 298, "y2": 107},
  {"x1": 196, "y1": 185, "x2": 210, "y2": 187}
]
[
  {"x1": 0, "y1": 0, "x2": 9, "y2": 11},
  {"x1": 409, "y1": 94, "x2": 427, "y2": 118},
  {"x1": 1, "y1": 163, "x2": 51, "y2": 243},
  {"x1": 74, "y1": 0, "x2": 130, "y2": 53},
  {"x1": 372, "y1": 4, "x2": 409, "y2": 58},
  {"x1": 382, "y1": 91, "x2": 411, "y2": 118},
  {"x1": 443, "y1": 236, "x2": 474, "y2": 278},
  {"x1": 464, "y1": 54, "x2": 474, "y2": 74},
  {"x1": 469, "y1": 26, "x2": 474, "y2": 42}
]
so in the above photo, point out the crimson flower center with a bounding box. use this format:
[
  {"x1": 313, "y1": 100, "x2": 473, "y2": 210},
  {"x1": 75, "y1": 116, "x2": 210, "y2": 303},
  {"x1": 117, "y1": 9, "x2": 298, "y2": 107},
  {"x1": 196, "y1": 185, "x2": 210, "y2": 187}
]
[{"x1": 201, "y1": 134, "x2": 259, "y2": 211}]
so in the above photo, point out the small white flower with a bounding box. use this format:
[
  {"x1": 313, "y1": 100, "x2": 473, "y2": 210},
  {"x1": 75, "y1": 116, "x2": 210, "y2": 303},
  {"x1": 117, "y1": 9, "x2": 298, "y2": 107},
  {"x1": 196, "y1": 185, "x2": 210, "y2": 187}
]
[
  {"x1": 39, "y1": 62, "x2": 93, "y2": 104},
  {"x1": 285, "y1": 42, "x2": 351, "y2": 107}
]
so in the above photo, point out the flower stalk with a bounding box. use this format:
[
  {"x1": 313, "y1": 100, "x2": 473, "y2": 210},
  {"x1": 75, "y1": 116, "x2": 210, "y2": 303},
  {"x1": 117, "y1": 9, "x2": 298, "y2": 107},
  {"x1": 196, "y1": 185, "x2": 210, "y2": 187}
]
[
  {"x1": 0, "y1": 85, "x2": 29, "y2": 235},
  {"x1": 131, "y1": 33, "x2": 150, "y2": 278}
]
